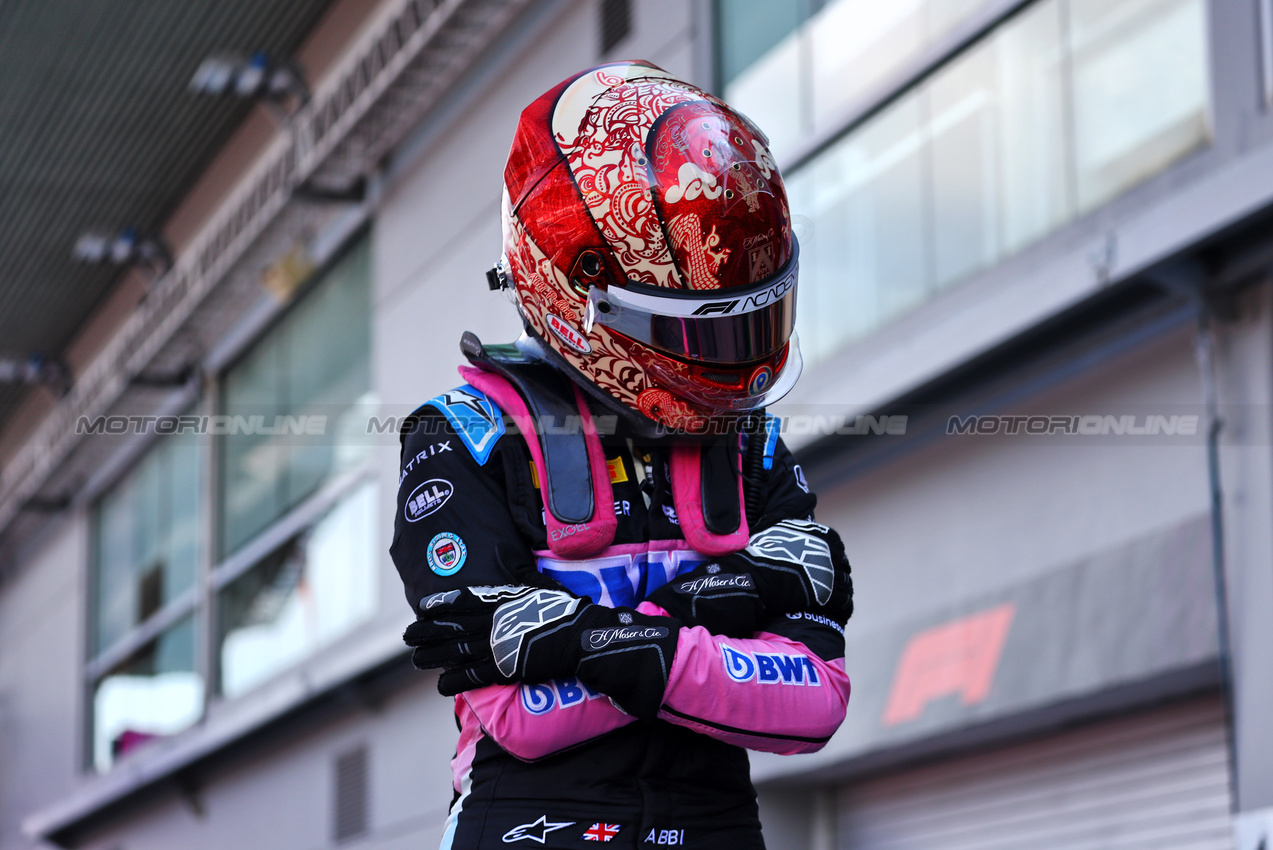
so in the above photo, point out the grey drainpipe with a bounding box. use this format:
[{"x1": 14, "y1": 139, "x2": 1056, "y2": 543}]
[{"x1": 1151, "y1": 263, "x2": 1238, "y2": 811}]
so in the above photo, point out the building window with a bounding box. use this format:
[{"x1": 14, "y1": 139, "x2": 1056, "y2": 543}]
[
  {"x1": 89, "y1": 431, "x2": 204, "y2": 773},
  {"x1": 720, "y1": 0, "x2": 1211, "y2": 363},
  {"x1": 1067, "y1": 0, "x2": 1211, "y2": 210},
  {"x1": 88, "y1": 234, "x2": 375, "y2": 772},
  {"x1": 217, "y1": 480, "x2": 378, "y2": 698},
  {"x1": 719, "y1": 0, "x2": 997, "y2": 162},
  {"x1": 599, "y1": 0, "x2": 633, "y2": 55},
  {"x1": 220, "y1": 238, "x2": 373, "y2": 556}
]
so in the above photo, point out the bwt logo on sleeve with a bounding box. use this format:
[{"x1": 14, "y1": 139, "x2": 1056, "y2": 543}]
[
  {"x1": 721, "y1": 645, "x2": 821, "y2": 686},
  {"x1": 520, "y1": 677, "x2": 606, "y2": 715}
]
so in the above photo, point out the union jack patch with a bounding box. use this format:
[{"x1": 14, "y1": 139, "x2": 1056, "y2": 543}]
[{"x1": 582, "y1": 822, "x2": 621, "y2": 841}]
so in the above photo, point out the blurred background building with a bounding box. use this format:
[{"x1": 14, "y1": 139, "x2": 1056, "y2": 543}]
[{"x1": 0, "y1": 0, "x2": 1270, "y2": 848}]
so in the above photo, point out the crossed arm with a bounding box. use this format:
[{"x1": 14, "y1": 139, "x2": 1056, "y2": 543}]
[{"x1": 459, "y1": 608, "x2": 850, "y2": 762}]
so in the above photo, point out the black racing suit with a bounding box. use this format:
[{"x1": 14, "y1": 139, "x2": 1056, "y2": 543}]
[{"x1": 391, "y1": 383, "x2": 850, "y2": 849}]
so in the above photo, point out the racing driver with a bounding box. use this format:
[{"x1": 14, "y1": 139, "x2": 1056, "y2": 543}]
[{"x1": 393, "y1": 61, "x2": 854, "y2": 849}]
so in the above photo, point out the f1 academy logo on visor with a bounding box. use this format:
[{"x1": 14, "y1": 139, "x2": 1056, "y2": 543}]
[{"x1": 688, "y1": 271, "x2": 795, "y2": 317}]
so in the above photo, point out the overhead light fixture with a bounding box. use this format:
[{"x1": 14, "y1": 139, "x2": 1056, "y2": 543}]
[
  {"x1": 190, "y1": 52, "x2": 309, "y2": 119},
  {"x1": 0, "y1": 355, "x2": 71, "y2": 396},
  {"x1": 73, "y1": 228, "x2": 172, "y2": 276}
]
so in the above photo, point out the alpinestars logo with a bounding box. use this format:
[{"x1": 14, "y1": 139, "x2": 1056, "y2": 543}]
[
  {"x1": 747, "y1": 520, "x2": 835, "y2": 605},
  {"x1": 440, "y1": 388, "x2": 497, "y2": 426},
  {"x1": 419, "y1": 589, "x2": 461, "y2": 610},
  {"x1": 429, "y1": 385, "x2": 505, "y2": 465},
  {"x1": 502, "y1": 815, "x2": 576, "y2": 844},
  {"x1": 490, "y1": 590, "x2": 581, "y2": 678}
]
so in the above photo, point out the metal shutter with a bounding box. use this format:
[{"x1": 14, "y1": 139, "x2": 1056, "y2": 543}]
[{"x1": 839, "y1": 696, "x2": 1233, "y2": 850}]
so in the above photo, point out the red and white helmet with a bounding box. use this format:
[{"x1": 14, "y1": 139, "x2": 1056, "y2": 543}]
[{"x1": 495, "y1": 61, "x2": 801, "y2": 432}]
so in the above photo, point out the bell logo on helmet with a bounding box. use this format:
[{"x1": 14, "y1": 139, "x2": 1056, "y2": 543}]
[{"x1": 546, "y1": 313, "x2": 592, "y2": 354}]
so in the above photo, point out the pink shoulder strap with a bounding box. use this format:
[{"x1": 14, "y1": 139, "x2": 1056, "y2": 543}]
[
  {"x1": 458, "y1": 366, "x2": 617, "y2": 557},
  {"x1": 670, "y1": 442, "x2": 750, "y2": 555}
]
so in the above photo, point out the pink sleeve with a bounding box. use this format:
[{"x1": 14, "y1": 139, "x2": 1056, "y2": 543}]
[
  {"x1": 459, "y1": 676, "x2": 637, "y2": 762},
  {"x1": 638, "y1": 602, "x2": 850, "y2": 755}
]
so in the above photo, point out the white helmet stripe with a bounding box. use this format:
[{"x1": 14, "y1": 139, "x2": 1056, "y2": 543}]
[{"x1": 551, "y1": 64, "x2": 700, "y2": 289}]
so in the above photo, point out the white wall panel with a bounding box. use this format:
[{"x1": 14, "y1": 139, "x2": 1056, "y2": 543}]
[
  {"x1": 0, "y1": 516, "x2": 86, "y2": 850},
  {"x1": 816, "y1": 323, "x2": 1211, "y2": 635}
]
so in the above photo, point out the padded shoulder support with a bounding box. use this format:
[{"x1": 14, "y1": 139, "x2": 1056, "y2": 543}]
[{"x1": 461, "y1": 333, "x2": 594, "y2": 524}]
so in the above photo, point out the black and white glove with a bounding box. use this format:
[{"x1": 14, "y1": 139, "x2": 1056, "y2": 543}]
[
  {"x1": 645, "y1": 566, "x2": 763, "y2": 638},
  {"x1": 404, "y1": 584, "x2": 681, "y2": 718},
  {"x1": 648, "y1": 518, "x2": 854, "y2": 636}
]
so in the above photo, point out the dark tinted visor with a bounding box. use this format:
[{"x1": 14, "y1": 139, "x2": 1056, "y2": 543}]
[{"x1": 585, "y1": 247, "x2": 798, "y2": 364}]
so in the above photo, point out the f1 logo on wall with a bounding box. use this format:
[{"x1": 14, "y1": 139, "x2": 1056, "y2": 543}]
[{"x1": 404, "y1": 478, "x2": 453, "y2": 522}]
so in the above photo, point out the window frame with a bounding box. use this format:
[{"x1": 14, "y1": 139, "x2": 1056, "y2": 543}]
[
  {"x1": 82, "y1": 228, "x2": 377, "y2": 774},
  {"x1": 717, "y1": 0, "x2": 1030, "y2": 174},
  {"x1": 715, "y1": 0, "x2": 1214, "y2": 363}
]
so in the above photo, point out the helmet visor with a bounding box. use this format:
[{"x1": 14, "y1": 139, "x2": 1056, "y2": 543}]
[
  {"x1": 585, "y1": 248, "x2": 798, "y2": 364},
  {"x1": 641, "y1": 334, "x2": 805, "y2": 413}
]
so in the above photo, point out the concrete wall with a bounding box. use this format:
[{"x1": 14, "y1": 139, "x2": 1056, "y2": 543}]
[
  {"x1": 825, "y1": 323, "x2": 1211, "y2": 636},
  {"x1": 0, "y1": 517, "x2": 86, "y2": 850},
  {"x1": 753, "y1": 317, "x2": 1219, "y2": 782},
  {"x1": 75, "y1": 673, "x2": 452, "y2": 850}
]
